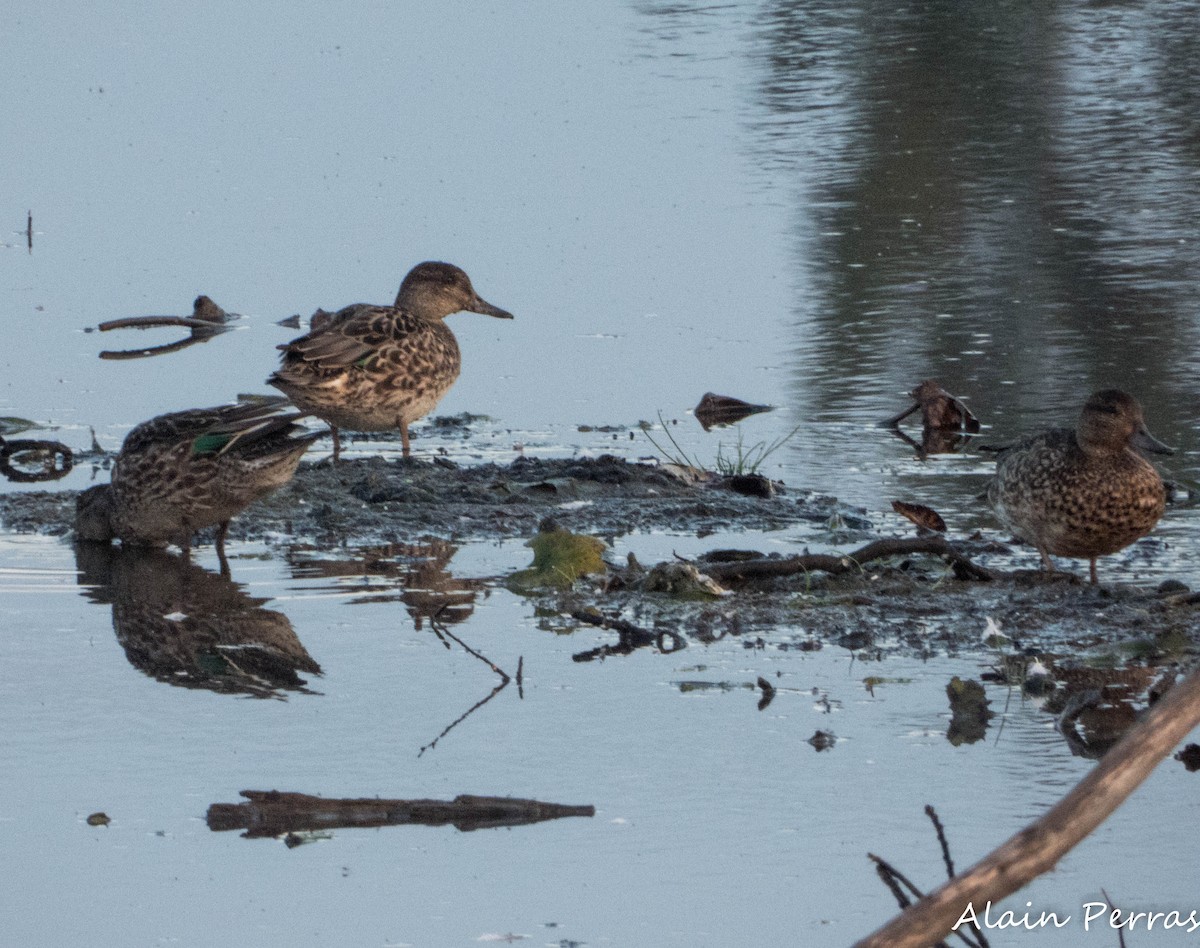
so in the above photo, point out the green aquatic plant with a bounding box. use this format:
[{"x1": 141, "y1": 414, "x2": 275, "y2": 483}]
[{"x1": 506, "y1": 526, "x2": 607, "y2": 594}]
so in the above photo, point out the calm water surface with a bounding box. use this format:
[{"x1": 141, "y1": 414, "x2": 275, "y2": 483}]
[{"x1": 4, "y1": 2, "x2": 1200, "y2": 945}]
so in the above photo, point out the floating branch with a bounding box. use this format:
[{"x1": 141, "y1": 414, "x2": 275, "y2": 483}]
[
  {"x1": 0, "y1": 438, "x2": 73, "y2": 482},
  {"x1": 99, "y1": 315, "x2": 227, "y2": 332},
  {"x1": 570, "y1": 609, "x2": 687, "y2": 662},
  {"x1": 207, "y1": 790, "x2": 595, "y2": 839},
  {"x1": 853, "y1": 667, "x2": 1200, "y2": 947},
  {"x1": 97, "y1": 296, "x2": 236, "y2": 360}
]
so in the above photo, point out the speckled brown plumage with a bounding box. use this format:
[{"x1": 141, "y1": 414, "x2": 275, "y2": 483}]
[
  {"x1": 268, "y1": 261, "x2": 513, "y2": 460},
  {"x1": 76, "y1": 399, "x2": 321, "y2": 566},
  {"x1": 987, "y1": 390, "x2": 1172, "y2": 584},
  {"x1": 76, "y1": 543, "x2": 321, "y2": 697}
]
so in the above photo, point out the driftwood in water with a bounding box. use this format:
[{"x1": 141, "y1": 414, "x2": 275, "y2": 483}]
[
  {"x1": 207, "y1": 790, "x2": 595, "y2": 838},
  {"x1": 701, "y1": 536, "x2": 994, "y2": 583},
  {"x1": 98, "y1": 296, "x2": 235, "y2": 360},
  {"x1": 853, "y1": 667, "x2": 1200, "y2": 948}
]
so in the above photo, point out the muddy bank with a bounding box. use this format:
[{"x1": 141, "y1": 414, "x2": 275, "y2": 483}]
[
  {"x1": 4, "y1": 453, "x2": 1196, "y2": 658},
  {"x1": 558, "y1": 551, "x2": 1200, "y2": 659},
  {"x1": 0, "y1": 454, "x2": 868, "y2": 545}
]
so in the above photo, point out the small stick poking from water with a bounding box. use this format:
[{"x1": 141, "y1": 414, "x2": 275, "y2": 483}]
[
  {"x1": 925, "y1": 805, "x2": 956, "y2": 879},
  {"x1": 27, "y1": 211, "x2": 33, "y2": 252}
]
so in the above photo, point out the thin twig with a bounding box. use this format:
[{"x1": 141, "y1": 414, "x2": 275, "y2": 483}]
[
  {"x1": 418, "y1": 680, "x2": 508, "y2": 757},
  {"x1": 926, "y1": 805, "x2": 956, "y2": 879}
]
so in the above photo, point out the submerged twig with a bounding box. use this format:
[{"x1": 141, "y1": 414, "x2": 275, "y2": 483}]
[
  {"x1": 430, "y1": 605, "x2": 510, "y2": 682},
  {"x1": 418, "y1": 680, "x2": 509, "y2": 757},
  {"x1": 418, "y1": 606, "x2": 513, "y2": 756}
]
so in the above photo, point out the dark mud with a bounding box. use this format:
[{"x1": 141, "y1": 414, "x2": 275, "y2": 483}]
[
  {"x1": 3, "y1": 453, "x2": 1197, "y2": 662},
  {"x1": 0, "y1": 454, "x2": 866, "y2": 545}
]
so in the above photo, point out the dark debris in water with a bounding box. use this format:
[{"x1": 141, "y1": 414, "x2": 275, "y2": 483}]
[
  {"x1": 207, "y1": 790, "x2": 594, "y2": 839},
  {"x1": 693, "y1": 392, "x2": 773, "y2": 431}
]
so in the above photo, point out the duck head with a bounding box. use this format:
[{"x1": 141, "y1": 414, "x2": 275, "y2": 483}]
[{"x1": 395, "y1": 261, "x2": 514, "y2": 322}]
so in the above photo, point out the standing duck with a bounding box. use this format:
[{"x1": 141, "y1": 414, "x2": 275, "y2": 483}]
[
  {"x1": 268, "y1": 261, "x2": 513, "y2": 460},
  {"x1": 987, "y1": 390, "x2": 1172, "y2": 584},
  {"x1": 76, "y1": 398, "x2": 320, "y2": 572}
]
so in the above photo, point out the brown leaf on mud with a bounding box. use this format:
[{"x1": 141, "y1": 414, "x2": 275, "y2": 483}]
[
  {"x1": 694, "y1": 392, "x2": 773, "y2": 431},
  {"x1": 884, "y1": 379, "x2": 980, "y2": 432},
  {"x1": 891, "y1": 500, "x2": 946, "y2": 534}
]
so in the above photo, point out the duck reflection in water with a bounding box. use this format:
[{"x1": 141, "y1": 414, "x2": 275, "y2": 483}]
[
  {"x1": 286, "y1": 539, "x2": 481, "y2": 631},
  {"x1": 75, "y1": 543, "x2": 321, "y2": 699}
]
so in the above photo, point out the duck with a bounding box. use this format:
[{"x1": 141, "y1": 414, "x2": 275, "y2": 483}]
[
  {"x1": 75, "y1": 543, "x2": 322, "y2": 697},
  {"x1": 987, "y1": 389, "x2": 1172, "y2": 584},
  {"x1": 268, "y1": 261, "x2": 513, "y2": 461},
  {"x1": 76, "y1": 398, "x2": 321, "y2": 572}
]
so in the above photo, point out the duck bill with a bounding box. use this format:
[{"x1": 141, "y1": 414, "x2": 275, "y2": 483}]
[
  {"x1": 1132, "y1": 426, "x2": 1174, "y2": 456},
  {"x1": 469, "y1": 296, "x2": 514, "y2": 320}
]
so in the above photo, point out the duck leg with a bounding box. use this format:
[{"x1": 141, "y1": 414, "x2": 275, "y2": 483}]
[
  {"x1": 331, "y1": 425, "x2": 342, "y2": 463},
  {"x1": 400, "y1": 420, "x2": 411, "y2": 458},
  {"x1": 1037, "y1": 547, "x2": 1055, "y2": 573},
  {"x1": 216, "y1": 521, "x2": 231, "y2": 578},
  {"x1": 1088, "y1": 557, "x2": 1098, "y2": 585}
]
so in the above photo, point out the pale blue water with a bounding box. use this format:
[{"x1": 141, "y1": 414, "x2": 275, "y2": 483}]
[{"x1": 4, "y1": 2, "x2": 1200, "y2": 945}]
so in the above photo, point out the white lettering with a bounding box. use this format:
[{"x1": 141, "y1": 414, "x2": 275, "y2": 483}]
[
  {"x1": 952, "y1": 902, "x2": 979, "y2": 931},
  {"x1": 1082, "y1": 901, "x2": 1109, "y2": 930}
]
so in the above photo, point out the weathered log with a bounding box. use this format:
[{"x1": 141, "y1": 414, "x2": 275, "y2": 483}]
[
  {"x1": 701, "y1": 536, "x2": 994, "y2": 583},
  {"x1": 853, "y1": 667, "x2": 1200, "y2": 947},
  {"x1": 207, "y1": 790, "x2": 594, "y2": 838}
]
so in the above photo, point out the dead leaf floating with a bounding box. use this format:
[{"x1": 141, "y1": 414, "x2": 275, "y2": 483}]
[
  {"x1": 694, "y1": 392, "x2": 773, "y2": 431},
  {"x1": 891, "y1": 500, "x2": 947, "y2": 534},
  {"x1": 884, "y1": 379, "x2": 980, "y2": 432}
]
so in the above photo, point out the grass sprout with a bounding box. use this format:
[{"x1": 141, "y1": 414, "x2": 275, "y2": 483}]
[{"x1": 643, "y1": 412, "x2": 802, "y2": 476}]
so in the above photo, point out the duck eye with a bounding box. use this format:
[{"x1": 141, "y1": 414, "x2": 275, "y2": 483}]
[{"x1": 1091, "y1": 403, "x2": 1120, "y2": 416}]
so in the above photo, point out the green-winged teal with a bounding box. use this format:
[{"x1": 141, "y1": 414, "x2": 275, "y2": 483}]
[
  {"x1": 75, "y1": 543, "x2": 321, "y2": 697},
  {"x1": 268, "y1": 261, "x2": 513, "y2": 461},
  {"x1": 76, "y1": 399, "x2": 320, "y2": 570},
  {"x1": 987, "y1": 389, "x2": 1172, "y2": 584}
]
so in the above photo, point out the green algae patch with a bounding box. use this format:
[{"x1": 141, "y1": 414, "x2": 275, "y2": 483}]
[{"x1": 506, "y1": 527, "x2": 607, "y2": 594}]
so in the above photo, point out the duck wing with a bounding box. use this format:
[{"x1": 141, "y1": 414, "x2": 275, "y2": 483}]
[{"x1": 275, "y1": 305, "x2": 398, "y2": 369}]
